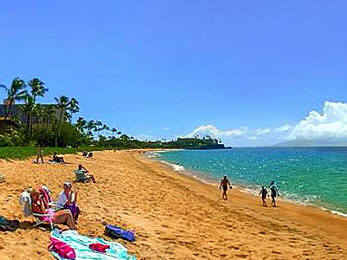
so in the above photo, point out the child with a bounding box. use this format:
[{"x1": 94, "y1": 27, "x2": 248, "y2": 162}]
[{"x1": 259, "y1": 186, "x2": 268, "y2": 207}]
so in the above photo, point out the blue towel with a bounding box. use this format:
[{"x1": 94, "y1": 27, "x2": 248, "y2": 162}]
[{"x1": 50, "y1": 229, "x2": 136, "y2": 260}]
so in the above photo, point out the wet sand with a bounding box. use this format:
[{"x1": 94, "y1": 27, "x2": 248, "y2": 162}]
[{"x1": 0, "y1": 150, "x2": 346, "y2": 259}]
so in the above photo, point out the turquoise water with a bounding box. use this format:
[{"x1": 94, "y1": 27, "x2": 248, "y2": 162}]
[{"x1": 157, "y1": 148, "x2": 347, "y2": 215}]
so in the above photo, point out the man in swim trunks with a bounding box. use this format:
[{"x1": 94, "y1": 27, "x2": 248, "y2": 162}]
[
  {"x1": 219, "y1": 175, "x2": 231, "y2": 200},
  {"x1": 269, "y1": 181, "x2": 279, "y2": 207}
]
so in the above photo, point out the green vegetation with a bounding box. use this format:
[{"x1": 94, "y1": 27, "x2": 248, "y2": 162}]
[{"x1": 0, "y1": 77, "x2": 227, "y2": 159}]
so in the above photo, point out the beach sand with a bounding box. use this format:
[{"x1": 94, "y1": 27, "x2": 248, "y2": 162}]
[{"x1": 0, "y1": 150, "x2": 346, "y2": 259}]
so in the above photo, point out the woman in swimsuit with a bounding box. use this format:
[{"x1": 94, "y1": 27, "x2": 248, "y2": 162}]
[
  {"x1": 219, "y1": 175, "x2": 231, "y2": 200},
  {"x1": 31, "y1": 190, "x2": 76, "y2": 229}
]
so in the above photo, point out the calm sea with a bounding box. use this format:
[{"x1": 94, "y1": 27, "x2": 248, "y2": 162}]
[{"x1": 153, "y1": 148, "x2": 347, "y2": 216}]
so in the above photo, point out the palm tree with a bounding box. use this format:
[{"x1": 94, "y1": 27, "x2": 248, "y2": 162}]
[
  {"x1": 54, "y1": 96, "x2": 80, "y2": 146},
  {"x1": 42, "y1": 105, "x2": 57, "y2": 129},
  {"x1": 21, "y1": 95, "x2": 36, "y2": 136},
  {"x1": 28, "y1": 78, "x2": 48, "y2": 103},
  {"x1": 0, "y1": 77, "x2": 27, "y2": 119}
]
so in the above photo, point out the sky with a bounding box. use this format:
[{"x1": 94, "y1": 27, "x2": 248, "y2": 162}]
[{"x1": 1, "y1": 1, "x2": 347, "y2": 146}]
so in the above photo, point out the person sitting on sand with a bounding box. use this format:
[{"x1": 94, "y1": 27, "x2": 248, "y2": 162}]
[
  {"x1": 219, "y1": 175, "x2": 232, "y2": 200},
  {"x1": 52, "y1": 152, "x2": 65, "y2": 163},
  {"x1": 77, "y1": 164, "x2": 96, "y2": 183},
  {"x1": 269, "y1": 181, "x2": 279, "y2": 207},
  {"x1": 82, "y1": 151, "x2": 93, "y2": 158},
  {"x1": 259, "y1": 186, "x2": 268, "y2": 207},
  {"x1": 30, "y1": 189, "x2": 76, "y2": 230},
  {"x1": 56, "y1": 182, "x2": 80, "y2": 223}
]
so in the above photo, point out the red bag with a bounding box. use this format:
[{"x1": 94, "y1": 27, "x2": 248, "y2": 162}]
[
  {"x1": 89, "y1": 243, "x2": 110, "y2": 253},
  {"x1": 48, "y1": 237, "x2": 76, "y2": 259}
]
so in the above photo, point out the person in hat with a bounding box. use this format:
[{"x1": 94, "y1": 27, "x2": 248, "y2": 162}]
[
  {"x1": 31, "y1": 189, "x2": 76, "y2": 229},
  {"x1": 219, "y1": 175, "x2": 232, "y2": 200},
  {"x1": 56, "y1": 182, "x2": 80, "y2": 222}
]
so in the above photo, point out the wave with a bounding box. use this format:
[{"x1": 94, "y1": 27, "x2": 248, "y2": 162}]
[
  {"x1": 153, "y1": 158, "x2": 347, "y2": 218},
  {"x1": 160, "y1": 160, "x2": 185, "y2": 172},
  {"x1": 228, "y1": 183, "x2": 347, "y2": 218}
]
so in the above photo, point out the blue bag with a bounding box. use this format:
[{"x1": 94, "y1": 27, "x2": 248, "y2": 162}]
[{"x1": 105, "y1": 225, "x2": 135, "y2": 242}]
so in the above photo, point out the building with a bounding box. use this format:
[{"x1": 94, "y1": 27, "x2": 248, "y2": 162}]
[{"x1": 0, "y1": 103, "x2": 62, "y2": 132}]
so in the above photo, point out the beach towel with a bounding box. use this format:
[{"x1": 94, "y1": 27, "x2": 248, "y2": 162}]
[
  {"x1": 19, "y1": 190, "x2": 32, "y2": 217},
  {"x1": 105, "y1": 225, "x2": 135, "y2": 242},
  {"x1": 40, "y1": 185, "x2": 53, "y2": 209},
  {"x1": 50, "y1": 229, "x2": 136, "y2": 260}
]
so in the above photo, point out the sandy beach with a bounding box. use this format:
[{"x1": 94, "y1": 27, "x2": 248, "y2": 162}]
[{"x1": 0, "y1": 150, "x2": 346, "y2": 259}]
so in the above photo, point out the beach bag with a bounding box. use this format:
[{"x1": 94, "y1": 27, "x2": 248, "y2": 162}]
[
  {"x1": 48, "y1": 237, "x2": 76, "y2": 259},
  {"x1": 89, "y1": 243, "x2": 110, "y2": 253},
  {"x1": 105, "y1": 225, "x2": 135, "y2": 242},
  {"x1": 0, "y1": 216, "x2": 19, "y2": 232}
]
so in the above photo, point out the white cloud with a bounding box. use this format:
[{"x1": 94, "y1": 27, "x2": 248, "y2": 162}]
[
  {"x1": 180, "y1": 102, "x2": 347, "y2": 147},
  {"x1": 275, "y1": 124, "x2": 291, "y2": 132},
  {"x1": 255, "y1": 128, "x2": 271, "y2": 136},
  {"x1": 183, "y1": 124, "x2": 247, "y2": 138},
  {"x1": 288, "y1": 101, "x2": 347, "y2": 140},
  {"x1": 134, "y1": 134, "x2": 157, "y2": 141}
]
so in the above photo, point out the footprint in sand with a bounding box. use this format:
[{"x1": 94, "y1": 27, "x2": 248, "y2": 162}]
[{"x1": 235, "y1": 254, "x2": 248, "y2": 258}]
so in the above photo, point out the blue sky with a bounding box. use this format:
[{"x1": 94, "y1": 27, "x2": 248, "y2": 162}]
[{"x1": 1, "y1": 1, "x2": 347, "y2": 146}]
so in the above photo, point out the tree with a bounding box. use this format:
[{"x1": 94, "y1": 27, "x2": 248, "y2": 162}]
[
  {"x1": 0, "y1": 77, "x2": 27, "y2": 119},
  {"x1": 21, "y1": 95, "x2": 36, "y2": 136},
  {"x1": 54, "y1": 96, "x2": 80, "y2": 146},
  {"x1": 42, "y1": 105, "x2": 57, "y2": 129},
  {"x1": 28, "y1": 78, "x2": 48, "y2": 103}
]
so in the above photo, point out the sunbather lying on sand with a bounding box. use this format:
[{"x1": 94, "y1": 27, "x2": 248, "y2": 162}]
[
  {"x1": 82, "y1": 151, "x2": 93, "y2": 158},
  {"x1": 57, "y1": 182, "x2": 80, "y2": 223},
  {"x1": 50, "y1": 152, "x2": 65, "y2": 163},
  {"x1": 30, "y1": 189, "x2": 76, "y2": 230}
]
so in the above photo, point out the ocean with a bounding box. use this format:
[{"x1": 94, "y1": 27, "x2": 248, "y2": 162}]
[{"x1": 151, "y1": 147, "x2": 347, "y2": 216}]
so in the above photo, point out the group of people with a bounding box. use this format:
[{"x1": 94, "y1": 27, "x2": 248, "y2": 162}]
[
  {"x1": 35, "y1": 147, "x2": 94, "y2": 164},
  {"x1": 35, "y1": 149, "x2": 64, "y2": 164},
  {"x1": 30, "y1": 182, "x2": 79, "y2": 230},
  {"x1": 28, "y1": 163, "x2": 96, "y2": 230},
  {"x1": 259, "y1": 181, "x2": 280, "y2": 207},
  {"x1": 219, "y1": 176, "x2": 280, "y2": 207}
]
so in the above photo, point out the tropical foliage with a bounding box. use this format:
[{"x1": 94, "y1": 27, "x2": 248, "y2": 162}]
[{"x1": 0, "y1": 77, "x2": 225, "y2": 150}]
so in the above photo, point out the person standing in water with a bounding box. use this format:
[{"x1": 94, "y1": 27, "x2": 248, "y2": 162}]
[
  {"x1": 219, "y1": 175, "x2": 232, "y2": 200},
  {"x1": 259, "y1": 186, "x2": 268, "y2": 207},
  {"x1": 269, "y1": 181, "x2": 279, "y2": 207}
]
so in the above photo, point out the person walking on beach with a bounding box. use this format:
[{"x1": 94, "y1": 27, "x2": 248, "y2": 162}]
[
  {"x1": 259, "y1": 186, "x2": 268, "y2": 207},
  {"x1": 269, "y1": 181, "x2": 279, "y2": 207},
  {"x1": 219, "y1": 175, "x2": 232, "y2": 200}
]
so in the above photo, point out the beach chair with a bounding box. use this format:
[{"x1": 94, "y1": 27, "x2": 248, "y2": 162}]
[
  {"x1": 32, "y1": 212, "x2": 54, "y2": 230},
  {"x1": 19, "y1": 189, "x2": 55, "y2": 230},
  {"x1": 74, "y1": 170, "x2": 92, "y2": 183}
]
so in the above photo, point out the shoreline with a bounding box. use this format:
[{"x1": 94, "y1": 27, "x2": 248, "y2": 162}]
[
  {"x1": 0, "y1": 149, "x2": 346, "y2": 259},
  {"x1": 148, "y1": 150, "x2": 347, "y2": 218},
  {"x1": 135, "y1": 150, "x2": 347, "y2": 257}
]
